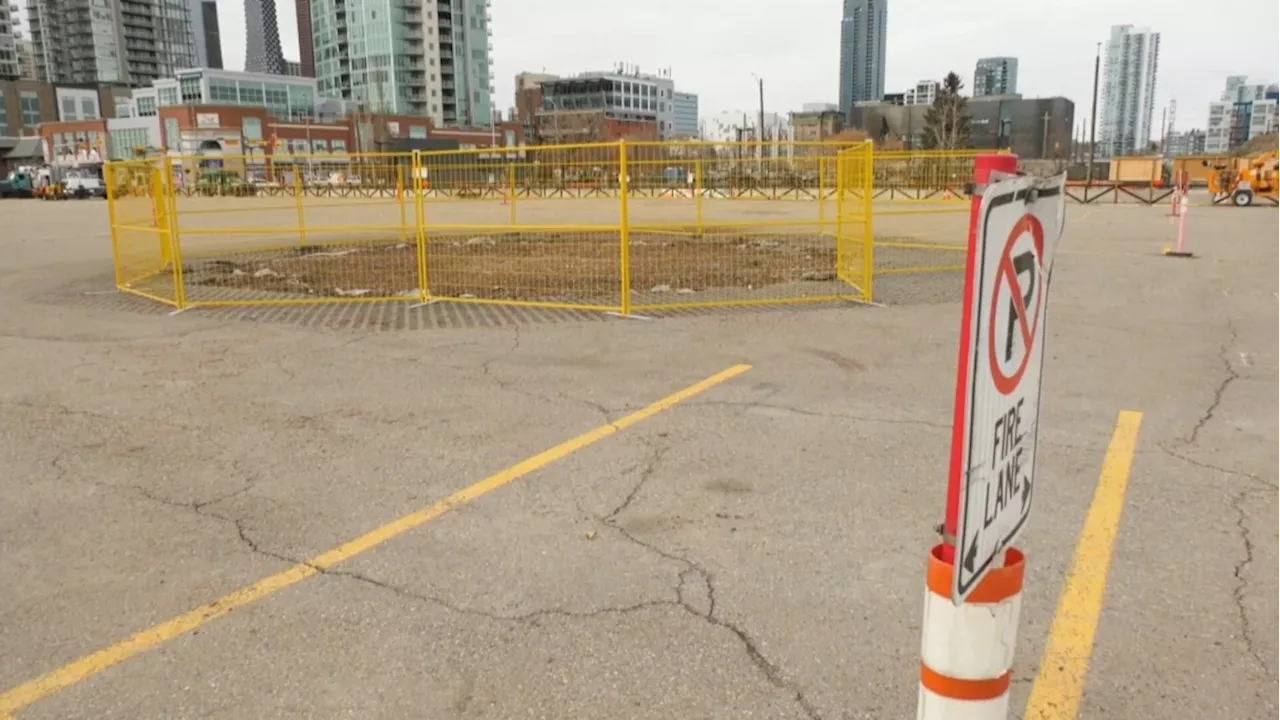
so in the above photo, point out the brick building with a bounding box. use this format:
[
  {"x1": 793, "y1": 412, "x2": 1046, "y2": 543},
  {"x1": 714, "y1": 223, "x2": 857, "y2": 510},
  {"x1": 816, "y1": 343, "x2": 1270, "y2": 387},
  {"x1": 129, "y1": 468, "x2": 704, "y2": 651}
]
[
  {"x1": 38, "y1": 103, "x2": 523, "y2": 170},
  {"x1": 0, "y1": 79, "x2": 133, "y2": 137}
]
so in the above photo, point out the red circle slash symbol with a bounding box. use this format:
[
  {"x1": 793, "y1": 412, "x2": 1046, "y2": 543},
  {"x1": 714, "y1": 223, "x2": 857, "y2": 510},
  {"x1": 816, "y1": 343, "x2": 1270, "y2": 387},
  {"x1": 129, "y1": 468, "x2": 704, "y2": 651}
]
[{"x1": 988, "y1": 214, "x2": 1045, "y2": 395}]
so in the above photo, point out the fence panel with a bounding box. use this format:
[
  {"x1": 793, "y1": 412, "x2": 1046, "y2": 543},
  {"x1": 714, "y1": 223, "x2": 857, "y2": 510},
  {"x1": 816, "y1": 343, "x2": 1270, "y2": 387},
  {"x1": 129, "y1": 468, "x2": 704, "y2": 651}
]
[
  {"x1": 108, "y1": 158, "x2": 178, "y2": 306},
  {"x1": 420, "y1": 144, "x2": 623, "y2": 311},
  {"x1": 835, "y1": 143, "x2": 874, "y2": 302},
  {"x1": 170, "y1": 153, "x2": 420, "y2": 307},
  {"x1": 626, "y1": 141, "x2": 854, "y2": 311},
  {"x1": 873, "y1": 150, "x2": 983, "y2": 201}
]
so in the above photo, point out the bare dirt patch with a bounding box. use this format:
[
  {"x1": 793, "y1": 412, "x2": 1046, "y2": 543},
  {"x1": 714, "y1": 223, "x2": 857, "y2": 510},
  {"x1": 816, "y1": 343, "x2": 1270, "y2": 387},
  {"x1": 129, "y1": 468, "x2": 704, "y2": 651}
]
[{"x1": 182, "y1": 232, "x2": 842, "y2": 302}]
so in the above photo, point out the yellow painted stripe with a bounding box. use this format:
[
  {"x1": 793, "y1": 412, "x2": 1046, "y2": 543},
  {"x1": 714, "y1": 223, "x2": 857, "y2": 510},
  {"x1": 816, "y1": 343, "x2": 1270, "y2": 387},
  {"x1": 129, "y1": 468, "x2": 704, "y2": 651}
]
[
  {"x1": 1024, "y1": 410, "x2": 1143, "y2": 719},
  {"x1": 0, "y1": 363, "x2": 752, "y2": 715}
]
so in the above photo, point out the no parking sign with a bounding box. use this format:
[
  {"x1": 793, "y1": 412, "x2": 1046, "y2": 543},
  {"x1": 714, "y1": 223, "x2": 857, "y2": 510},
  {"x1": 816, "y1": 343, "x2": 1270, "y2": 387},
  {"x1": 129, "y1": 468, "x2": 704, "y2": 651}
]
[{"x1": 952, "y1": 173, "x2": 1067, "y2": 604}]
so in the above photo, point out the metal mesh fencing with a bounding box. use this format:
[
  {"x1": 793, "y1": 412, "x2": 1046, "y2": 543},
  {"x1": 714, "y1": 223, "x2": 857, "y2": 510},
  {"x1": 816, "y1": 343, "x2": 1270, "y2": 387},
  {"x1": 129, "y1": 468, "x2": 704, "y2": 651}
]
[
  {"x1": 171, "y1": 154, "x2": 418, "y2": 306},
  {"x1": 107, "y1": 158, "x2": 179, "y2": 305},
  {"x1": 873, "y1": 150, "x2": 985, "y2": 200},
  {"x1": 103, "y1": 141, "x2": 985, "y2": 315},
  {"x1": 835, "y1": 143, "x2": 874, "y2": 300},
  {"x1": 868, "y1": 150, "x2": 977, "y2": 296}
]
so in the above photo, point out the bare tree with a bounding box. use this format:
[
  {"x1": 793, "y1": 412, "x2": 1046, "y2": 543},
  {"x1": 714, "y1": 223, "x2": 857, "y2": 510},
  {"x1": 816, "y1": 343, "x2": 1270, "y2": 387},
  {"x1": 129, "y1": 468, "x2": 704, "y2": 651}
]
[{"x1": 921, "y1": 73, "x2": 972, "y2": 150}]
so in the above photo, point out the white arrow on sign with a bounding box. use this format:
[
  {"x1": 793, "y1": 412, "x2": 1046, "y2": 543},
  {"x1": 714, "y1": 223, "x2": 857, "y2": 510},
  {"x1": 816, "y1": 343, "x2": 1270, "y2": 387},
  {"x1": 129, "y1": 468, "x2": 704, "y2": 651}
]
[{"x1": 953, "y1": 173, "x2": 1067, "y2": 604}]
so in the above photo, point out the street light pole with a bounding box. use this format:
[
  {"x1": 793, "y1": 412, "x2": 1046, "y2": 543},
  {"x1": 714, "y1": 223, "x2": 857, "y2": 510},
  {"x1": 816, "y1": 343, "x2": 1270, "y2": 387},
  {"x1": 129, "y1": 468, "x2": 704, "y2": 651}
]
[
  {"x1": 751, "y1": 73, "x2": 765, "y2": 170},
  {"x1": 1086, "y1": 42, "x2": 1101, "y2": 185}
]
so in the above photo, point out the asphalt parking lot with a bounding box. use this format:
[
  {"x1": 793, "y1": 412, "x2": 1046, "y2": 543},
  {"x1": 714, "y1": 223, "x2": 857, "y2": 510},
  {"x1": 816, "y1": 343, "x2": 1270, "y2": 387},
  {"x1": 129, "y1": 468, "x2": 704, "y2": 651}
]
[{"x1": 0, "y1": 195, "x2": 1275, "y2": 719}]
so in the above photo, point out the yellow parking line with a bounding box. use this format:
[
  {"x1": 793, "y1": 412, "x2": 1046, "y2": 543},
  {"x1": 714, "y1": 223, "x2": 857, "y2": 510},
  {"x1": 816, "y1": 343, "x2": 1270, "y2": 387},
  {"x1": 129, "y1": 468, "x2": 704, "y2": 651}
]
[
  {"x1": 1024, "y1": 410, "x2": 1144, "y2": 719},
  {"x1": 0, "y1": 363, "x2": 753, "y2": 715}
]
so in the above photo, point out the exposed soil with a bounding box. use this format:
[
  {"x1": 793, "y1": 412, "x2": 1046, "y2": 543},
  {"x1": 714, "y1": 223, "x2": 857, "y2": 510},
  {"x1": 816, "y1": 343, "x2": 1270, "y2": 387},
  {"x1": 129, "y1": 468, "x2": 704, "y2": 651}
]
[{"x1": 181, "y1": 232, "x2": 842, "y2": 302}]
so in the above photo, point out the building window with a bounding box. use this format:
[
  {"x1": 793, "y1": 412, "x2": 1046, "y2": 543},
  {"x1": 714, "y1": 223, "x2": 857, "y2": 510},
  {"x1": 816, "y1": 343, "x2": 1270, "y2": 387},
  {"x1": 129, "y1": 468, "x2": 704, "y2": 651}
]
[
  {"x1": 242, "y1": 117, "x2": 263, "y2": 141},
  {"x1": 311, "y1": 139, "x2": 328, "y2": 153},
  {"x1": 210, "y1": 80, "x2": 238, "y2": 103},
  {"x1": 180, "y1": 77, "x2": 201, "y2": 103},
  {"x1": 137, "y1": 96, "x2": 157, "y2": 117},
  {"x1": 409, "y1": 125, "x2": 426, "y2": 138},
  {"x1": 61, "y1": 97, "x2": 77, "y2": 120},
  {"x1": 164, "y1": 118, "x2": 180, "y2": 150},
  {"x1": 81, "y1": 97, "x2": 97, "y2": 119},
  {"x1": 239, "y1": 85, "x2": 265, "y2": 105},
  {"x1": 331, "y1": 139, "x2": 347, "y2": 153},
  {"x1": 109, "y1": 128, "x2": 148, "y2": 160},
  {"x1": 20, "y1": 92, "x2": 40, "y2": 127},
  {"x1": 0, "y1": 90, "x2": 7, "y2": 135}
]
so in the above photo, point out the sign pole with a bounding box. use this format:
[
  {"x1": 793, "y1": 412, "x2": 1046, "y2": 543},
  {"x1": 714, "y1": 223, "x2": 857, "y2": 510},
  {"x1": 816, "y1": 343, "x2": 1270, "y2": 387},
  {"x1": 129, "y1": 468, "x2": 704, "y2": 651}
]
[{"x1": 920, "y1": 153, "x2": 1071, "y2": 720}]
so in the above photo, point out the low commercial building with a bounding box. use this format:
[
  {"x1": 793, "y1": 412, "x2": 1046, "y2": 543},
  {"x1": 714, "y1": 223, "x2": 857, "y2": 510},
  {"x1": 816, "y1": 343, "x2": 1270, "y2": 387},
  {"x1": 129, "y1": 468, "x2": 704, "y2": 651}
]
[
  {"x1": 529, "y1": 66, "x2": 696, "y2": 143},
  {"x1": 847, "y1": 95, "x2": 1074, "y2": 159},
  {"x1": 789, "y1": 108, "x2": 845, "y2": 142}
]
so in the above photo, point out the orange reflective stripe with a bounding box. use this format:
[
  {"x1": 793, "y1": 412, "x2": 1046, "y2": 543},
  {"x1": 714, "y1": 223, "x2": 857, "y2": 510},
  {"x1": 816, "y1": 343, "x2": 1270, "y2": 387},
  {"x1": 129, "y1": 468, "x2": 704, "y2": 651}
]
[
  {"x1": 926, "y1": 544, "x2": 1024, "y2": 603},
  {"x1": 920, "y1": 665, "x2": 1011, "y2": 701}
]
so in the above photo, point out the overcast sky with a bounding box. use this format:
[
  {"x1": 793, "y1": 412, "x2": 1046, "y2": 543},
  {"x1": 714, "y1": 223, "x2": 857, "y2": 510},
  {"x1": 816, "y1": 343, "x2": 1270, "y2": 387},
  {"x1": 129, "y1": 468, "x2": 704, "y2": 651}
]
[{"x1": 215, "y1": 0, "x2": 1279, "y2": 135}]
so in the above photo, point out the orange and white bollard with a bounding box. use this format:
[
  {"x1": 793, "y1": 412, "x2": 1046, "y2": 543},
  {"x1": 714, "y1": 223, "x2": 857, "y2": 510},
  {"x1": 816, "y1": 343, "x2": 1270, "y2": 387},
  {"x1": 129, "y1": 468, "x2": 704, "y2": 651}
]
[
  {"x1": 918, "y1": 545, "x2": 1025, "y2": 719},
  {"x1": 1164, "y1": 192, "x2": 1193, "y2": 258}
]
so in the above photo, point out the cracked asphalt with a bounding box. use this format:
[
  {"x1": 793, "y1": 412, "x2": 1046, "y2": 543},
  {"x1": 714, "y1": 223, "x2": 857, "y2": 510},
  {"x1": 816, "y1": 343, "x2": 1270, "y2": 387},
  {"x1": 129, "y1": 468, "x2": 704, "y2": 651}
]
[{"x1": 0, "y1": 198, "x2": 1276, "y2": 719}]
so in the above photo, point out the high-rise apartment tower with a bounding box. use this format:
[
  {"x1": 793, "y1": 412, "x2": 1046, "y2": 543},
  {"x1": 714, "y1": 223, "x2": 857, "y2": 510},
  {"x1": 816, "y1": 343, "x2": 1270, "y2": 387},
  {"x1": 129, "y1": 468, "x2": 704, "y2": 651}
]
[
  {"x1": 189, "y1": 0, "x2": 223, "y2": 68},
  {"x1": 1098, "y1": 24, "x2": 1160, "y2": 156},
  {"x1": 838, "y1": 0, "x2": 887, "y2": 119},
  {"x1": 313, "y1": 0, "x2": 493, "y2": 125},
  {"x1": 244, "y1": 0, "x2": 285, "y2": 74},
  {"x1": 295, "y1": 0, "x2": 314, "y2": 77},
  {"x1": 27, "y1": 0, "x2": 197, "y2": 85},
  {"x1": 0, "y1": 4, "x2": 18, "y2": 79},
  {"x1": 974, "y1": 57, "x2": 1018, "y2": 97}
]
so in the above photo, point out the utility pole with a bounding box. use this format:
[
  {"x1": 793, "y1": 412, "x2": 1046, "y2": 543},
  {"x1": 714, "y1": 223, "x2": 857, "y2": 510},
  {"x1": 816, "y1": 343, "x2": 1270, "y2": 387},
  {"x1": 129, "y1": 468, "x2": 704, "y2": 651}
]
[
  {"x1": 756, "y1": 74, "x2": 765, "y2": 164},
  {"x1": 1158, "y1": 106, "x2": 1167, "y2": 156},
  {"x1": 1086, "y1": 42, "x2": 1101, "y2": 185},
  {"x1": 1041, "y1": 111, "x2": 1050, "y2": 159}
]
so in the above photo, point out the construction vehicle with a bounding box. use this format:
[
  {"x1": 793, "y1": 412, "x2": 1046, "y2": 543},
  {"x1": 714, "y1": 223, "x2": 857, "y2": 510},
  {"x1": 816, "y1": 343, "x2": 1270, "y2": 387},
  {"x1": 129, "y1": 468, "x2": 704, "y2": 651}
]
[
  {"x1": 34, "y1": 165, "x2": 106, "y2": 200},
  {"x1": 0, "y1": 169, "x2": 35, "y2": 198},
  {"x1": 1204, "y1": 151, "x2": 1279, "y2": 206}
]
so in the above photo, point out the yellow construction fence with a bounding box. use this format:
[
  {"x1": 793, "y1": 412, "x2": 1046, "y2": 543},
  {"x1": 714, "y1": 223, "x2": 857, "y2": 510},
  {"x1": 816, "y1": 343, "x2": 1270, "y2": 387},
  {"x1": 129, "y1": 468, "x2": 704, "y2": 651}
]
[{"x1": 106, "y1": 141, "x2": 980, "y2": 314}]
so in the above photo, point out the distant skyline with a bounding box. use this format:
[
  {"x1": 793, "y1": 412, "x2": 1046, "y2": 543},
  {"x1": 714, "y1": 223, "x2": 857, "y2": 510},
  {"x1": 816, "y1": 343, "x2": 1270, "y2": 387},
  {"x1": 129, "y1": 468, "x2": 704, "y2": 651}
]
[
  {"x1": 17, "y1": 0, "x2": 1280, "y2": 138},
  {"x1": 489, "y1": 0, "x2": 1278, "y2": 140}
]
